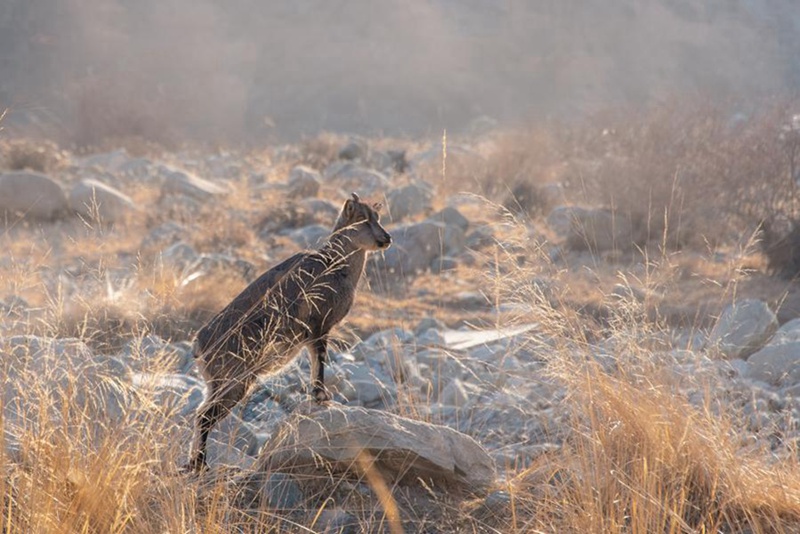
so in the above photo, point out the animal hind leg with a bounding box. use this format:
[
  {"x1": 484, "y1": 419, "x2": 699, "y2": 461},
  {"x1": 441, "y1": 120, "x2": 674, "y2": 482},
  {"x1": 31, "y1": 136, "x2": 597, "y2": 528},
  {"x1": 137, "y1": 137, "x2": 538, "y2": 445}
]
[
  {"x1": 187, "y1": 378, "x2": 248, "y2": 472},
  {"x1": 310, "y1": 337, "x2": 331, "y2": 403}
]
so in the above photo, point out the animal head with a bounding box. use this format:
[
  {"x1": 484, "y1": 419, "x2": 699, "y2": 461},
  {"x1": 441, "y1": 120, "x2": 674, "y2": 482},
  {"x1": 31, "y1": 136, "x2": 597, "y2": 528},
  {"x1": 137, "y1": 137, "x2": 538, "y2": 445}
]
[{"x1": 333, "y1": 193, "x2": 392, "y2": 251}]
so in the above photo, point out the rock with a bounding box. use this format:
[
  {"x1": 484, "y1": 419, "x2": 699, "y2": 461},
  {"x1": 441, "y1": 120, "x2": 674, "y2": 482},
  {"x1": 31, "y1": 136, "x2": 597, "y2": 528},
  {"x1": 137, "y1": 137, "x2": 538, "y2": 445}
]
[
  {"x1": 385, "y1": 182, "x2": 433, "y2": 222},
  {"x1": 237, "y1": 472, "x2": 305, "y2": 511},
  {"x1": 161, "y1": 169, "x2": 228, "y2": 201},
  {"x1": 118, "y1": 157, "x2": 154, "y2": 178},
  {"x1": 547, "y1": 205, "x2": 634, "y2": 252},
  {"x1": 259, "y1": 404, "x2": 495, "y2": 491},
  {"x1": 323, "y1": 162, "x2": 389, "y2": 195},
  {"x1": 765, "y1": 318, "x2": 800, "y2": 347},
  {"x1": 141, "y1": 221, "x2": 188, "y2": 251},
  {"x1": 746, "y1": 342, "x2": 800, "y2": 385},
  {"x1": 132, "y1": 373, "x2": 204, "y2": 418},
  {"x1": 185, "y1": 253, "x2": 256, "y2": 280},
  {"x1": 417, "y1": 328, "x2": 446, "y2": 347},
  {"x1": 123, "y1": 335, "x2": 194, "y2": 373},
  {"x1": 429, "y1": 206, "x2": 469, "y2": 233},
  {"x1": 79, "y1": 149, "x2": 129, "y2": 172},
  {"x1": 68, "y1": 179, "x2": 137, "y2": 223},
  {"x1": 287, "y1": 165, "x2": 322, "y2": 199},
  {"x1": 370, "y1": 219, "x2": 466, "y2": 279},
  {"x1": 314, "y1": 508, "x2": 360, "y2": 534},
  {"x1": 288, "y1": 224, "x2": 330, "y2": 249},
  {"x1": 0, "y1": 171, "x2": 67, "y2": 220},
  {"x1": 471, "y1": 490, "x2": 513, "y2": 525},
  {"x1": 415, "y1": 317, "x2": 447, "y2": 335},
  {"x1": 159, "y1": 242, "x2": 198, "y2": 272},
  {"x1": 339, "y1": 363, "x2": 395, "y2": 407},
  {"x1": 439, "y1": 378, "x2": 470, "y2": 407},
  {"x1": 430, "y1": 256, "x2": 458, "y2": 274},
  {"x1": 338, "y1": 138, "x2": 368, "y2": 161},
  {"x1": 708, "y1": 300, "x2": 778, "y2": 359}
]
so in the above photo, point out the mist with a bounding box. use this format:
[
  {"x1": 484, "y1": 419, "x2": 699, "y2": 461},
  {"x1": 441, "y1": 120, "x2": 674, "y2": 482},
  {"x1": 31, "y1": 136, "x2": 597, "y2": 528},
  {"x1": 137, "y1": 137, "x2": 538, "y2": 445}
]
[{"x1": 1, "y1": 0, "x2": 798, "y2": 144}]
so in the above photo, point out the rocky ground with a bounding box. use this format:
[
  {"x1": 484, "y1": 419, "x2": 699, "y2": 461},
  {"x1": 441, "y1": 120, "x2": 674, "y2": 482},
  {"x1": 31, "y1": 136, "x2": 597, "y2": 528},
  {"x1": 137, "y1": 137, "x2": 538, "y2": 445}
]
[{"x1": 2, "y1": 130, "x2": 800, "y2": 532}]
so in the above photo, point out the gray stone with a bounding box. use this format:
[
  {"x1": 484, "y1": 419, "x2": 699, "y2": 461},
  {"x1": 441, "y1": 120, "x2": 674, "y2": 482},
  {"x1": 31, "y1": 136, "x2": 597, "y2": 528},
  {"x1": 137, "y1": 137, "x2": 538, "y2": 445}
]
[
  {"x1": 430, "y1": 256, "x2": 458, "y2": 274},
  {"x1": 385, "y1": 182, "x2": 433, "y2": 222},
  {"x1": 429, "y1": 206, "x2": 469, "y2": 233},
  {"x1": 323, "y1": 162, "x2": 389, "y2": 195},
  {"x1": 439, "y1": 378, "x2": 470, "y2": 407},
  {"x1": 161, "y1": 169, "x2": 229, "y2": 201},
  {"x1": 186, "y1": 253, "x2": 255, "y2": 280},
  {"x1": 131, "y1": 372, "x2": 204, "y2": 418},
  {"x1": 141, "y1": 221, "x2": 188, "y2": 251},
  {"x1": 765, "y1": 318, "x2": 800, "y2": 347},
  {"x1": 69, "y1": 179, "x2": 136, "y2": 223},
  {"x1": 709, "y1": 300, "x2": 778, "y2": 359},
  {"x1": 288, "y1": 224, "x2": 330, "y2": 249},
  {"x1": 415, "y1": 317, "x2": 447, "y2": 335},
  {"x1": 417, "y1": 328, "x2": 447, "y2": 347},
  {"x1": 0, "y1": 171, "x2": 67, "y2": 220},
  {"x1": 314, "y1": 508, "x2": 360, "y2": 534},
  {"x1": 238, "y1": 472, "x2": 305, "y2": 511},
  {"x1": 370, "y1": 220, "x2": 466, "y2": 278},
  {"x1": 159, "y1": 242, "x2": 198, "y2": 272},
  {"x1": 123, "y1": 335, "x2": 194, "y2": 373},
  {"x1": 746, "y1": 342, "x2": 800, "y2": 385},
  {"x1": 259, "y1": 404, "x2": 496, "y2": 490},
  {"x1": 338, "y1": 138, "x2": 368, "y2": 161},
  {"x1": 287, "y1": 165, "x2": 322, "y2": 199},
  {"x1": 340, "y1": 363, "x2": 395, "y2": 407},
  {"x1": 79, "y1": 149, "x2": 129, "y2": 172}
]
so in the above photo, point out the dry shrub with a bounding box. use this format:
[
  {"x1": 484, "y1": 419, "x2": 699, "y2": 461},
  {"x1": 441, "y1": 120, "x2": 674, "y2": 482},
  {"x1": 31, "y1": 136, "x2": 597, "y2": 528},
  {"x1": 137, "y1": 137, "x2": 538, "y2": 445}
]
[
  {"x1": 511, "y1": 361, "x2": 800, "y2": 533},
  {"x1": 296, "y1": 132, "x2": 345, "y2": 170},
  {"x1": 0, "y1": 138, "x2": 66, "y2": 173},
  {"x1": 484, "y1": 127, "x2": 564, "y2": 214},
  {"x1": 564, "y1": 101, "x2": 796, "y2": 249}
]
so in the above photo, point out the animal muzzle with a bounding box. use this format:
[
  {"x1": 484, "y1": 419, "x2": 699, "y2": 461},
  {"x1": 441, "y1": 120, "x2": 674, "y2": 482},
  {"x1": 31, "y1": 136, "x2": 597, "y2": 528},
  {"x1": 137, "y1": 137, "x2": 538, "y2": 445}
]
[{"x1": 377, "y1": 232, "x2": 392, "y2": 249}]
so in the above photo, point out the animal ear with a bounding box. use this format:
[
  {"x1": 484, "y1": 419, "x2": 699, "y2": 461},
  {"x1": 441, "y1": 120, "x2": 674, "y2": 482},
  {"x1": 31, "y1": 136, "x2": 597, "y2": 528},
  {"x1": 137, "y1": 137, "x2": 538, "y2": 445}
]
[
  {"x1": 372, "y1": 202, "x2": 383, "y2": 212},
  {"x1": 351, "y1": 192, "x2": 361, "y2": 203},
  {"x1": 343, "y1": 199, "x2": 355, "y2": 219}
]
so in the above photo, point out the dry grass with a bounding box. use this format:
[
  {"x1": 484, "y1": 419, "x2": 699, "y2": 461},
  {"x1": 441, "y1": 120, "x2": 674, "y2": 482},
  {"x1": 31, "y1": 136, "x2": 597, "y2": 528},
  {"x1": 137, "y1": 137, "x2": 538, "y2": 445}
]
[{"x1": 4, "y1": 102, "x2": 800, "y2": 532}]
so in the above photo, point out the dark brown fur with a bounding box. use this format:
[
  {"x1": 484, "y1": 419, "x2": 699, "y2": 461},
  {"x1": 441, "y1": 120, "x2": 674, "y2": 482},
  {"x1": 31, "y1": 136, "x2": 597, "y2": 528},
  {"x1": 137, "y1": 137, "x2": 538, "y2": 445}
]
[{"x1": 187, "y1": 193, "x2": 391, "y2": 471}]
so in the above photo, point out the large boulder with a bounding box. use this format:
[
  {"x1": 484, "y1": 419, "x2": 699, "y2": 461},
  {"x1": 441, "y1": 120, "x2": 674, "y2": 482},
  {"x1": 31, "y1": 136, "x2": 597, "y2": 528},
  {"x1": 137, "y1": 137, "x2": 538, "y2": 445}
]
[
  {"x1": 286, "y1": 165, "x2": 322, "y2": 199},
  {"x1": 745, "y1": 342, "x2": 800, "y2": 386},
  {"x1": 708, "y1": 300, "x2": 778, "y2": 359},
  {"x1": 161, "y1": 169, "x2": 229, "y2": 201},
  {"x1": 370, "y1": 209, "x2": 468, "y2": 281},
  {"x1": 69, "y1": 178, "x2": 137, "y2": 223},
  {"x1": 323, "y1": 162, "x2": 389, "y2": 195},
  {"x1": 385, "y1": 182, "x2": 433, "y2": 222},
  {"x1": 0, "y1": 171, "x2": 67, "y2": 220},
  {"x1": 258, "y1": 404, "x2": 495, "y2": 491}
]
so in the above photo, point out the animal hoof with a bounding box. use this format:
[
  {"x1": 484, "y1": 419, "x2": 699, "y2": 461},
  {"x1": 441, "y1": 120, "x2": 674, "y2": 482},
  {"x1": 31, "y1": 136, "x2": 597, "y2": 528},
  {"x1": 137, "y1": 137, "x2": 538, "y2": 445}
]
[
  {"x1": 314, "y1": 388, "x2": 331, "y2": 404},
  {"x1": 182, "y1": 459, "x2": 208, "y2": 474}
]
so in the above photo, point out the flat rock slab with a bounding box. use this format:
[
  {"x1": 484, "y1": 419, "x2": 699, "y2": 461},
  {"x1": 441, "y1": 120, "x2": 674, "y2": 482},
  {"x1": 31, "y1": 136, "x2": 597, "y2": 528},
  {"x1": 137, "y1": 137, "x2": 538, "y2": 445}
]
[
  {"x1": 442, "y1": 324, "x2": 538, "y2": 351},
  {"x1": 259, "y1": 404, "x2": 495, "y2": 491}
]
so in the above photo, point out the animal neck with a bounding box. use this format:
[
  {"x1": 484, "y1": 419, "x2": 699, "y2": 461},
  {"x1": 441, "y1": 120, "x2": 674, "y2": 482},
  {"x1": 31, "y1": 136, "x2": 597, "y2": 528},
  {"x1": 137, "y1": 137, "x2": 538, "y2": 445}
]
[{"x1": 321, "y1": 233, "x2": 367, "y2": 280}]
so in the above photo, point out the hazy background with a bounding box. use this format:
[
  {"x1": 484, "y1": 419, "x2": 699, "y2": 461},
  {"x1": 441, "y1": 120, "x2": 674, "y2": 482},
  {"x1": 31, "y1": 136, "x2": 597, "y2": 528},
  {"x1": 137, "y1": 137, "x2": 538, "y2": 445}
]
[{"x1": 1, "y1": 0, "x2": 799, "y2": 144}]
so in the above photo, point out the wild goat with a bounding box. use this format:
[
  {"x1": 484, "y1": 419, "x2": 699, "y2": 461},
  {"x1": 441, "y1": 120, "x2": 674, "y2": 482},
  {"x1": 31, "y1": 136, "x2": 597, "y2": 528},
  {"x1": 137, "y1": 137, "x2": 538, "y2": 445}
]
[{"x1": 187, "y1": 193, "x2": 392, "y2": 472}]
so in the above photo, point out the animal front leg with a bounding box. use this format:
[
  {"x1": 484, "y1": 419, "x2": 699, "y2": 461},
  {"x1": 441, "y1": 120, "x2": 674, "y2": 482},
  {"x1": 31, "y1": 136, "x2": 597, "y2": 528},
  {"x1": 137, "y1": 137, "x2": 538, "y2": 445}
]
[{"x1": 311, "y1": 338, "x2": 331, "y2": 403}]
